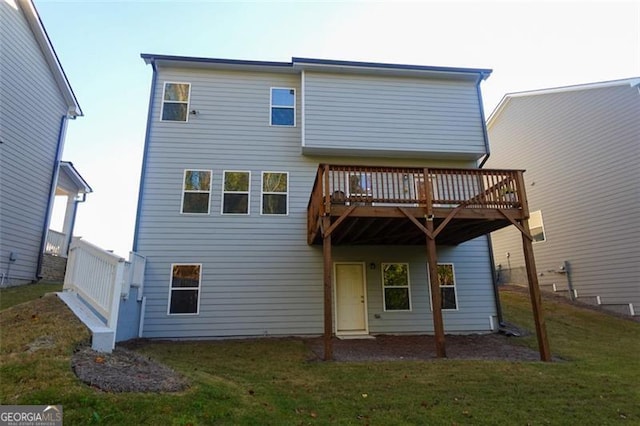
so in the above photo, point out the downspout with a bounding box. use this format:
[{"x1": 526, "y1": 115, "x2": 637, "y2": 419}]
[
  {"x1": 475, "y1": 73, "x2": 504, "y2": 325},
  {"x1": 36, "y1": 115, "x2": 69, "y2": 281},
  {"x1": 132, "y1": 59, "x2": 158, "y2": 252}
]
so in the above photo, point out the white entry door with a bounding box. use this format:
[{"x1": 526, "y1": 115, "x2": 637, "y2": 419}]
[{"x1": 335, "y1": 263, "x2": 368, "y2": 335}]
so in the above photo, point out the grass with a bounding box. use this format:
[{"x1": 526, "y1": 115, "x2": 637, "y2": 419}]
[
  {"x1": 0, "y1": 282, "x2": 63, "y2": 310},
  {"x1": 1, "y1": 286, "x2": 638, "y2": 425}
]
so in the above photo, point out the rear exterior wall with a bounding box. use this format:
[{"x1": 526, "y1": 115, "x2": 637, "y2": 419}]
[{"x1": 136, "y1": 66, "x2": 497, "y2": 338}]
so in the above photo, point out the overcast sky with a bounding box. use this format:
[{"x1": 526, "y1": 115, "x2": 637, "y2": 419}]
[{"x1": 36, "y1": 0, "x2": 640, "y2": 257}]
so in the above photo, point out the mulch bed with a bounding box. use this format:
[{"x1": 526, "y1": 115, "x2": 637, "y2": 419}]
[
  {"x1": 71, "y1": 345, "x2": 189, "y2": 393},
  {"x1": 304, "y1": 332, "x2": 543, "y2": 362}
]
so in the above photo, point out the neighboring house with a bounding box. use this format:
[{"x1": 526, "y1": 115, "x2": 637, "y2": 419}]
[
  {"x1": 129, "y1": 54, "x2": 550, "y2": 360},
  {"x1": 0, "y1": 0, "x2": 86, "y2": 285},
  {"x1": 487, "y1": 78, "x2": 640, "y2": 316}
]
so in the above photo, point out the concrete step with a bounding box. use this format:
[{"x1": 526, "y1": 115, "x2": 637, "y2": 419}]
[{"x1": 57, "y1": 291, "x2": 115, "y2": 353}]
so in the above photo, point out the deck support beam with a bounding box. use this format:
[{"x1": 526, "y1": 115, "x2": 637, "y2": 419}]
[
  {"x1": 322, "y1": 216, "x2": 333, "y2": 361},
  {"x1": 426, "y1": 219, "x2": 446, "y2": 358},
  {"x1": 521, "y1": 219, "x2": 552, "y2": 361}
]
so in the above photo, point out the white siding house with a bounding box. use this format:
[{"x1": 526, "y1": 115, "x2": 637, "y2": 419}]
[
  {"x1": 0, "y1": 0, "x2": 84, "y2": 285},
  {"x1": 132, "y1": 55, "x2": 551, "y2": 359},
  {"x1": 487, "y1": 78, "x2": 640, "y2": 316}
]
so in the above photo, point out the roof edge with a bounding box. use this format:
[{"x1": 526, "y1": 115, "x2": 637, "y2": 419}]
[
  {"x1": 487, "y1": 77, "x2": 640, "y2": 128},
  {"x1": 59, "y1": 161, "x2": 92, "y2": 193},
  {"x1": 19, "y1": 0, "x2": 82, "y2": 117},
  {"x1": 141, "y1": 53, "x2": 492, "y2": 80},
  {"x1": 292, "y1": 57, "x2": 492, "y2": 79}
]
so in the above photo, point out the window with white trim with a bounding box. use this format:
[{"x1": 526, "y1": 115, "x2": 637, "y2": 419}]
[
  {"x1": 168, "y1": 264, "x2": 201, "y2": 315},
  {"x1": 529, "y1": 210, "x2": 546, "y2": 242},
  {"x1": 181, "y1": 170, "x2": 211, "y2": 214},
  {"x1": 270, "y1": 88, "x2": 295, "y2": 126},
  {"x1": 222, "y1": 171, "x2": 250, "y2": 214},
  {"x1": 382, "y1": 263, "x2": 411, "y2": 311},
  {"x1": 261, "y1": 172, "x2": 288, "y2": 215},
  {"x1": 437, "y1": 263, "x2": 458, "y2": 310},
  {"x1": 161, "y1": 82, "x2": 190, "y2": 122}
]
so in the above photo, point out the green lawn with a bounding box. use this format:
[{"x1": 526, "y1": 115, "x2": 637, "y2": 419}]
[
  {"x1": 0, "y1": 286, "x2": 638, "y2": 425},
  {"x1": 0, "y1": 282, "x2": 62, "y2": 310}
]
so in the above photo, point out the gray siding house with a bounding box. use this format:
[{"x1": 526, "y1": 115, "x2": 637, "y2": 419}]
[
  {"x1": 0, "y1": 0, "x2": 84, "y2": 285},
  {"x1": 133, "y1": 55, "x2": 551, "y2": 359},
  {"x1": 487, "y1": 78, "x2": 640, "y2": 316}
]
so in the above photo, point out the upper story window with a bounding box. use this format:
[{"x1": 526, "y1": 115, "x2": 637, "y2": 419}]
[
  {"x1": 161, "y1": 82, "x2": 191, "y2": 122},
  {"x1": 529, "y1": 210, "x2": 546, "y2": 242},
  {"x1": 222, "y1": 171, "x2": 250, "y2": 214},
  {"x1": 382, "y1": 263, "x2": 411, "y2": 311},
  {"x1": 270, "y1": 88, "x2": 295, "y2": 126},
  {"x1": 261, "y1": 172, "x2": 288, "y2": 215},
  {"x1": 181, "y1": 170, "x2": 211, "y2": 214}
]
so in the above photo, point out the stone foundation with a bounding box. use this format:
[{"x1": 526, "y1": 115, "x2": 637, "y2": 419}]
[{"x1": 41, "y1": 253, "x2": 67, "y2": 282}]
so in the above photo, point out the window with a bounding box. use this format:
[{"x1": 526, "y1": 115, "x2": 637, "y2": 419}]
[
  {"x1": 161, "y1": 82, "x2": 190, "y2": 122},
  {"x1": 382, "y1": 263, "x2": 411, "y2": 311},
  {"x1": 168, "y1": 264, "x2": 201, "y2": 315},
  {"x1": 222, "y1": 171, "x2": 250, "y2": 214},
  {"x1": 437, "y1": 264, "x2": 458, "y2": 310},
  {"x1": 262, "y1": 172, "x2": 288, "y2": 215},
  {"x1": 181, "y1": 170, "x2": 211, "y2": 214},
  {"x1": 270, "y1": 88, "x2": 295, "y2": 126},
  {"x1": 529, "y1": 210, "x2": 546, "y2": 242}
]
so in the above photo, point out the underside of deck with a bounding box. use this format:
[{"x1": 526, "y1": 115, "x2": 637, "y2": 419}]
[{"x1": 311, "y1": 206, "x2": 519, "y2": 246}]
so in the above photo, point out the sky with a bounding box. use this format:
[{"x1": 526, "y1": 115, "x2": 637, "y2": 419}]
[{"x1": 35, "y1": 0, "x2": 639, "y2": 257}]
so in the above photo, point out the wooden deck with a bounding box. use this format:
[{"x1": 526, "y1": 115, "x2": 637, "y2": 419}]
[
  {"x1": 308, "y1": 164, "x2": 529, "y2": 246},
  {"x1": 307, "y1": 164, "x2": 551, "y2": 363}
]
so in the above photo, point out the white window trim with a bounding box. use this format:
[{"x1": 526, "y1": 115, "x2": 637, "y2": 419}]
[
  {"x1": 260, "y1": 171, "x2": 289, "y2": 216},
  {"x1": 180, "y1": 169, "x2": 212, "y2": 215},
  {"x1": 221, "y1": 170, "x2": 251, "y2": 215},
  {"x1": 270, "y1": 87, "x2": 296, "y2": 127},
  {"x1": 529, "y1": 210, "x2": 547, "y2": 243},
  {"x1": 381, "y1": 262, "x2": 412, "y2": 312},
  {"x1": 167, "y1": 263, "x2": 202, "y2": 316},
  {"x1": 160, "y1": 82, "x2": 191, "y2": 123},
  {"x1": 428, "y1": 263, "x2": 459, "y2": 312}
]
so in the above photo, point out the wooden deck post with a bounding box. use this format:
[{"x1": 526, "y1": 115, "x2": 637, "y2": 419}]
[
  {"x1": 322, "y1": 216, "x2": 333, "y2": 361},
  {"x1": 426, "y1": 219, "x2": 446, "y2": 358},
  {"x1": 521, "y1": 219, "x2": 552, "y2": 362}
]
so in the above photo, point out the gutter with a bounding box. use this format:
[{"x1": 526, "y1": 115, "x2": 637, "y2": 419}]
[
  {"x1": 36, "y1": 115, "x2": 68, "y2": 280},
  {"x1": 475, "y1": 73, "x2": 503, "y2": 325},
  {"x1": 132, "y1": 59, "x2": 159, "y2": 252},
  {"x1": 64, "y1": 192, "x2": 87, "y2": 256}
]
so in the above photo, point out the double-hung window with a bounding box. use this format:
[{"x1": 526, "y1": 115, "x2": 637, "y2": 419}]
[
  {"x1": 168, "y1": 264, "x2": 201, "y2": 315},
  {"x1": 382, "y1": 263, "x2": 411, "y2": 311},
  {"x1": 181, "y1": 170, "x2": 211, "y2": 214},
  {"x1": 222, "y1": 171, "x2": 250, "y2": 214},
  {"x1": 161, "y1": 82, "x2": 190, "y2": 122},
  {"x1": 270, "y1": 88, "x2": 295, "y2": 126},
  {"x1": 437, "y1": 263, "x2": 458, "y2": 310},
  {"x1": 261, "y1": 172, "x2": 288, "y2": 215}
]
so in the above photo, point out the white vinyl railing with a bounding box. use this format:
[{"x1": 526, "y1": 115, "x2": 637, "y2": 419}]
[
  {"x1": 45, "y1": 229, "x2": 67, "y2": 256},
  {"x1": 63, "y1": 237, "x2": 146, "y2": 331}
]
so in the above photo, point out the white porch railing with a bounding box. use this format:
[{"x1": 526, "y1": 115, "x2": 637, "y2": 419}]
[
  {"x1": 63, "y1": 237, "x2": 146, "y2": 349},
  {"x1": 45, "y1": 229, "x2": 67, "y2": 256}
]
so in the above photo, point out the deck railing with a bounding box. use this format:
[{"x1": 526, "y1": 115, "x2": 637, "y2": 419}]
[
  {"x1": 63, "y1": 237, "x2": 146, "y2": 331},
  {"x1": 45, "y1": 229, "x2": 67, "y2": 256},
  {"x1": 308, "y1": 164, "x2": 525, "y2": 237}
]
